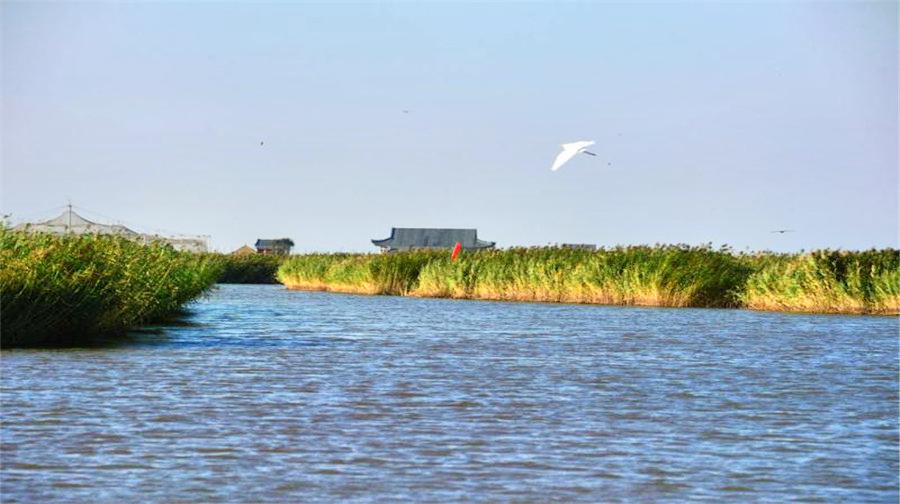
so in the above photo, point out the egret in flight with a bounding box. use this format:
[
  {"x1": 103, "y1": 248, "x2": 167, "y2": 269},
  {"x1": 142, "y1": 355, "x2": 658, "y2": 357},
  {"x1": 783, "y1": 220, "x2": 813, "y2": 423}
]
[{"x1": 551, "y1": 141, "x2": 597, "y2": 171}]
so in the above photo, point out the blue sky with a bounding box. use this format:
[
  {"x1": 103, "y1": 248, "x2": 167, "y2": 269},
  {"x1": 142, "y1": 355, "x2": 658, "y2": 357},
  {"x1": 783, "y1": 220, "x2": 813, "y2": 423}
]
[{"x1": 2, "y1": 2, "x2": 896, "y2": 253}]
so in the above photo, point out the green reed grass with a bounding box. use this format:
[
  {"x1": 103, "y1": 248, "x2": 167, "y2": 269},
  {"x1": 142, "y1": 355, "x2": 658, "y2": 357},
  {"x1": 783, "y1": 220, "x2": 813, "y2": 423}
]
[
  {"x1": 278, "y1": 246, "x2": 899, "y2": 314},
  {"x1": 205, "y1": 253, "x2": 285, "y2": 284},
  {"x1": 739, "y1": 249, "x2": 900, "y2": 314},
  {"x1": 0, "y1": 229, "x2": 222, "y2": 346},
  {"x1": 276, "y1": 250, "x2": 443, "y2": 295},
  {"x1": 278, "y1": 245, "x2": 753, "y2": 308}
]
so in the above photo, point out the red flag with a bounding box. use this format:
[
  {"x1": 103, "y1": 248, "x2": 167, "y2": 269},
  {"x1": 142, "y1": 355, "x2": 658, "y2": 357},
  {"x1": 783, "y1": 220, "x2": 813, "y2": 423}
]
[{"x1": 451, "y1": 242, "x2": 462, "y2": 261}]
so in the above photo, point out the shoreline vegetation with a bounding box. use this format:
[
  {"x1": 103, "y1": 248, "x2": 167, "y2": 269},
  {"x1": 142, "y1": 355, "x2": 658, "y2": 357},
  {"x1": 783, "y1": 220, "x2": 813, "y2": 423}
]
[
  {"x1": 278, "y1": 246, "x2": 900, "y2": 316},
  {"x1": 2, "y1": 230, "x2": 896, "y2": 347},
  {"x1": 0, "y1": 229, "x2": 222, "y2": 347},
  {"x1": 207, "y1": 253, "x2": 284, "y2": 284}
]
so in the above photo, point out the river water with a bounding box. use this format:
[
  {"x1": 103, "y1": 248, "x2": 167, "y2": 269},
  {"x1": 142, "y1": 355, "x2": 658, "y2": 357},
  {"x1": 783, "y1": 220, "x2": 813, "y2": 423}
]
[{"x1": 2, "y1": 284, "x2": 898, "y2": 502}]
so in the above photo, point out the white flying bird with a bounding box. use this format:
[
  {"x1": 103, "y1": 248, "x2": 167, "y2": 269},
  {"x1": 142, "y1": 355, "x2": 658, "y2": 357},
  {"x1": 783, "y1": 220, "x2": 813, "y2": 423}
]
[{"x1": 551, "y1": 140, "x2": 597, "y2": 171}]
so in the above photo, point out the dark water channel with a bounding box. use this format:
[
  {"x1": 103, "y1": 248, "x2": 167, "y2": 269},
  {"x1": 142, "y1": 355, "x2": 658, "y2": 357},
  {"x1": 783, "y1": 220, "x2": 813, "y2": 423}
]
[{"x1": 2, "y1": 284, "x2": 898, "y2": 502}]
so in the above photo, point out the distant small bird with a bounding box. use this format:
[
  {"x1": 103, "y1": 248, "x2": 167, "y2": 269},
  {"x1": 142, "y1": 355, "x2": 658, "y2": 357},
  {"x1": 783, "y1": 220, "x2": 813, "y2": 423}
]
[
  {"x1": 260, "y1": 141, "x2": 264, "y2": 146},
  {"x1": 551, "y1": 141, "x2": 597, "y2": 171},
  {"x1": 402, "y1": 110, "x2": 409, "y2": 114},
  {"x1": 771, "y1": 229, "x2": 795, "y2": 234}
]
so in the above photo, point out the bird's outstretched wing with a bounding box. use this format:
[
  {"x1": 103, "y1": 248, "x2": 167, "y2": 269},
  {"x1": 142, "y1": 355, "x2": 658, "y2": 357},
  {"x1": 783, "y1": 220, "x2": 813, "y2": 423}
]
[
  {"x1": 551, "y1": 148, "x2": 581, "y2": 171},
  {"x1": 563, "y1": 140, "x2": 595, "y2": 152},
  {"x1": 552, "y1": 141, "x2": 596, "y2": 171}
]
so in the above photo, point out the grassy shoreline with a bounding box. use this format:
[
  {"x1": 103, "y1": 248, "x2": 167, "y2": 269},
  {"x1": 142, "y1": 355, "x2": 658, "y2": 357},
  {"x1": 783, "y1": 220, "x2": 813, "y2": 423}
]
[
  {"x1": 2, "y1": 233, "x2": 894, "y2": 349},
  {"x1": 278, "y1": 247, "x2": 899, "y2": 315},
  {"x1": 1, "y1": 230, "x2": 222, "y2": 347}
]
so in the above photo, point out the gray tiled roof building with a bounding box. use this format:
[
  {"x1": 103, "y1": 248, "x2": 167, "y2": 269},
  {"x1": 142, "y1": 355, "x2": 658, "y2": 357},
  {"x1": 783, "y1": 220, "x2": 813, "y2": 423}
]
[{"x1": 372, "y1": 228, "x2": 495, "y2": 252}]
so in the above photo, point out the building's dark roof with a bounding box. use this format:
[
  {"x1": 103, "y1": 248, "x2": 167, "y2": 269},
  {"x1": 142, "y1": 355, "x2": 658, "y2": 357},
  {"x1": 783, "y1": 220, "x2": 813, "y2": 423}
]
[
  {"x1": 255, "y1": 238, "x2": 294, "y2": 248},
  {"x1": 372, "y1": 228, "x2": 495, "y2": 251}
]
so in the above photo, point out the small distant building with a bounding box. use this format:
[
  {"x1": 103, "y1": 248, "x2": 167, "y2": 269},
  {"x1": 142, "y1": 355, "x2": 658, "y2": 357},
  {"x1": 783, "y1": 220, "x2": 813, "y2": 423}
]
[
  {"x1": 255, "y1": 238, "x2": 294, "y2": 255},
  {"x1": 231, "y1": 245, "x2": 257, "y2": 256},
  {"x1": 372, "y1": 228, "x2": 495, "y2": 252},
  {"x1": 14, "y1": 206, "x2": 208, "y2": 253}
]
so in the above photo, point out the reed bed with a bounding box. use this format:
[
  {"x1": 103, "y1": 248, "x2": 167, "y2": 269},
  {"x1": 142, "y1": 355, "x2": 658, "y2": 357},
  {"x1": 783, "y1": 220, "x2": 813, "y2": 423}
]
[
  {"x1": 276, "y1": 251, "x2": 439, "y2": 295},
  {"x1": 279, "y1": 245, "x2": 752, "y2": 308},
  {"x1": 206, "y1": 253, "x2": 285, "y2": 284},
  {"x1": 739, "y1": 249, "x2": 900, "y2": 315},
  {"x1": 0, "y1": 229, "x2": 222, "y2": 346},
  {"x1": 278, "y1": 246, "x2": 899, "y2": 314}
]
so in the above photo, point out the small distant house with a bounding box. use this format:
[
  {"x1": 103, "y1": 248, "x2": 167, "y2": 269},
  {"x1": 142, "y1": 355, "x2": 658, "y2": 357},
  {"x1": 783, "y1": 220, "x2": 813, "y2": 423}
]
[
  {"x1": 231, "y1": 245, "x2": 256, "y2": 256},
  {"x1": 255, "y1": 238, "x2": 294, "y2": 255},
  {"x1": 372, "y1": 228, "x2": 495, "y2": 252}
]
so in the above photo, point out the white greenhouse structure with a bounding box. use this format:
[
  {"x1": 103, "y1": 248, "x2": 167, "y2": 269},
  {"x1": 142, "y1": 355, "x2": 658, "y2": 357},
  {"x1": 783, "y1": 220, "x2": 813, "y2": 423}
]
[{"x1": 13, "y1": 206, "x2": 208, "y2": 253}]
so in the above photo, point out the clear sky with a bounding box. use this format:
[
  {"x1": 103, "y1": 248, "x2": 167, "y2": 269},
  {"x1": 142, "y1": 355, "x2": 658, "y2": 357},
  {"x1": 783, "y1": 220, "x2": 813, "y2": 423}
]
[{"x1": 2, "y1": 1, "x2": 897, "y2": 253}]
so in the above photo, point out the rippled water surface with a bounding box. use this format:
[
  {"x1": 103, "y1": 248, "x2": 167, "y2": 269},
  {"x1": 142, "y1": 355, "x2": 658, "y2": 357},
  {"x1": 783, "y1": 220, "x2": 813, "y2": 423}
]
[{"x1": 3, "y1": 285, "x2": 898, "y2": 502}]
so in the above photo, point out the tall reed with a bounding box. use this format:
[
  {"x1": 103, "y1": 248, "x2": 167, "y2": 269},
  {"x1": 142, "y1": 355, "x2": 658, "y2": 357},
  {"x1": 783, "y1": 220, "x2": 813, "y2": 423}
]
[
  {"x1": 277, "y1": 246, "x2": 899, "y2": 314},
  {"x1": 740, "y1": 249, "x2": 900, "y2": 314},
  {"x1": 278, "y1": 245, "x2": 752, "y2": 308},
  {"x1": 276, "y1": 251, "x2": 443, "y2": 295},
  {"x1": 204, "y1": 253, "x2": 285, "y2": 284},
  {"x1": 0, "y1": 229, "x2": 222, "y2": 346}
]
